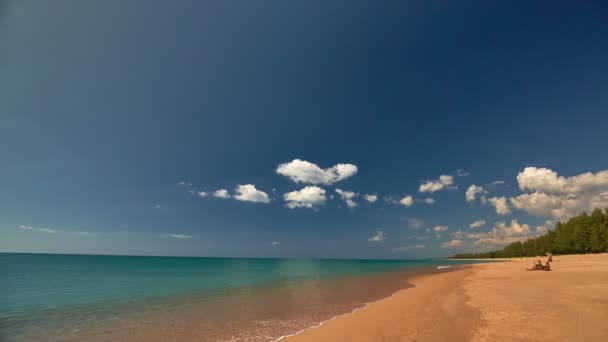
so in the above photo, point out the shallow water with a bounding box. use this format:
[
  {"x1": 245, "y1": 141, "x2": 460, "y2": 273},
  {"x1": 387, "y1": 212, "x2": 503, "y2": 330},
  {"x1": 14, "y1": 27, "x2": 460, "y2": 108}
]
[{"x1": 0, "y1": 253, "x2": 482, "y2": 341}]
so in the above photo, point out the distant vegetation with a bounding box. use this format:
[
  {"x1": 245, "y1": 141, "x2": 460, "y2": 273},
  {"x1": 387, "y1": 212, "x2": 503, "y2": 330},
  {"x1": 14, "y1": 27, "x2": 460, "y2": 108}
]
[{"x1": 452, "y1": 208, "x2": 608, "y2": 259}]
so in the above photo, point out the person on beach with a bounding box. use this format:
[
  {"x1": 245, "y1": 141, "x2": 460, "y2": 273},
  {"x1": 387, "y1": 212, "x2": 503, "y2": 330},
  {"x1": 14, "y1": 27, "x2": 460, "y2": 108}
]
[
  {"x1": 528, "y1": 259, "x2": 544, "y2": 271},
  {"x1": 546, "y1": 252, "x2": 553, "y2": 262},
  {"x1": 543, "y1": 261, "x2": 551, "y2": 271}
]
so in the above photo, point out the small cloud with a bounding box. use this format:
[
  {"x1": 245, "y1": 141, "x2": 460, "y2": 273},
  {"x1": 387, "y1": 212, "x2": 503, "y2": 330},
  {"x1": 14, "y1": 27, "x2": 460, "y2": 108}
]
[
  {"x1": 419, "y1": 175, "x2": 454, "y2": 193},
  {"x1": 363, "y1": 193, "x2": 378, "y2": 203},
  {"x1": 423, "y1": 198, "x2": 435, "y2": 204},
  {"x1": 441, "y1": 239, "x2": 465, "y2": 248},
  {"x1": 368, "y1": 230, "x2": 385, "y2": 242},
  {"x1": 270, "y1": 241, "x2": 279, "y2": 246},
  {"x1": 417, "y1": 235, "x2": 430, "y2": 240},
  {"x1": 198, "y1": 191, "x2": 208, "y2": 198},
  {"x1": 433, "y1": 225, "x2": 448, "y2": 232},
  {"x1": 492, "y1": 180, "x2": 505, "y2": 185},
  {"x1": 469, "y1": 220, "x2": 486, "y2": 229},
  {"x1": 276, "y1": 159, "x2": 358, "y2": 185},
  {"x1": 234, "y1": 184, "x2": 270, "y2": 203},
  {"x1": 283, "y1": 186, "x2": 327, "y2": 209},
  {"x1": 168, "y1": 234, "x2": 191, "y2": 239},
  {"x1": 405, "y1": 218, "x2": 424, "y2": 229},
  {"x1": 213, "y1": 189, "x2": 230, "y2": 199},
  {"x1": 487, "y1": 196, "x2": 511, "y2": 215},
  {"x1": 400, "y1": 195, "x2": 414, "y2": 207},
  {"x1": 189, "y1": 190, "x2": 196, "y2": 194},
  {"x1": 178, "y1": 181, "x2": 193, "y2": 186},
  {"x1": 155, "y1": 204, "x2": 161, "y2": 209},
  {"x1": 19, "y1": 225, "x2": 56, "y2": 234},
  {"x1": 335, "y1": 189, "x2": 358, "y2": 208},
  {"x1": 465, "y1": 184, "x2": 487, "y2": 202},
  {"x1": 456, "y1": 169, "x2": 470, "y2": 177},
  {"x1": 394, "y1": 244, "x2": 425, "y2": 251}
]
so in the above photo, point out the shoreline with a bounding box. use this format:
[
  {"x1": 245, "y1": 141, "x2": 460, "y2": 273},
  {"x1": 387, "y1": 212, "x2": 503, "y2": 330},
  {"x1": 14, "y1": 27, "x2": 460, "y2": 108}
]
[{"x1": 284, "y1": 254, "x2": 608, "y2": 342}]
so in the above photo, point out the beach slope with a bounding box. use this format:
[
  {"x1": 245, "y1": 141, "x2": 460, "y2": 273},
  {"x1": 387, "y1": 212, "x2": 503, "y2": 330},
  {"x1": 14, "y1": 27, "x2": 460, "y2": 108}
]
[{"x1": 284, "y1": 254, "x2": 608, "y2": 342}]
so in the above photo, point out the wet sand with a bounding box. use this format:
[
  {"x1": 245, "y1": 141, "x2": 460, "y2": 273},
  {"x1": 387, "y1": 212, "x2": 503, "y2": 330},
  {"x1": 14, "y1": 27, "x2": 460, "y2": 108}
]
[{"x1": 285, "y1": 254, "x2": 608, "y2": 342}]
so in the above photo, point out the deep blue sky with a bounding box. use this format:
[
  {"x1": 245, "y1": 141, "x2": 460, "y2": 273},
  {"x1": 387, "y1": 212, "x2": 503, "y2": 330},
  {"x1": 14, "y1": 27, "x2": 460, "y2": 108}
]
[{"x1": 1, "y1": 1, "x2": 608, "y2": 258}]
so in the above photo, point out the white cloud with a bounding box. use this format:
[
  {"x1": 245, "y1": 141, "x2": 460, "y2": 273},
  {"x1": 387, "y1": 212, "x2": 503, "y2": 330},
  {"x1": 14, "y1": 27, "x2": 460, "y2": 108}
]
[
  {"x1": 400, "y1": 195, "x2": 414, "y2": 207},
  {"x1": 487, "y1": 196, "x2": 511, "y2": 215},
  {"x1": 394, "y1": 244, "x2": 425, "y2": 251},
  {"x1": 363, "y1": 194, "x2": 378, "y2": 203},
  {"x1": 234, "y1": 184, "x2": 270, "y2": 203},
  {"x1": 466, "y1": 184, "x2": 486, "y2": 202},
  {"x1": 19, "y1": 225, "x2": 56, "y2": 234},
  {"x1": 198, "y1": 191, "x2": 208, "y2": 198},
  {"x1": 535, "y1": 220, "x2": 554, "y2": 236},
  {"x1": 492, "y1": 180, "x2": 505, "y2": 185},
  {"x1": 18, "y1": 225, "x2": 91, "y2": 236},
  {"x1": 423, "y1": 198, "x2": 435, "y2": 204},
  {"x1": 466, "y1": 220, "x2": 532, "y2": 249},
  {"x1": 276, "y1": 159, "x2": 358, "y2": 185},
  {"x1": 441, "y1": 239, "x2": 465, "y2": 248},
  {"x1": 433, "y1": 225, "x2": 448, "y2": 232},
  {"x1": 419, "y1": 175, "x2": 454, "y2": 193},
  {"x1": 178, "y1": 181, "x2": 193, "y2": 186},
  {"x1": 155, "y1": 204, "x2": 161, "y2": 209},
  {"x1": 335, "y1": 189, "x2": 358, "y2": 208},
  {"x1": 213, "y1": 189, "x2": 230, "y2": 199},
  {"x1": 270, "y1": 241, "x2": 279, "y2": 246},
  {"x1": 510, "y1": 167, "x2": 608, "y2": 221},
  {"x1": 169, "y1": 234, "x2": 191, "y2": 239},
  {"x1": 368, "y1": 230, "x2": 385, "y2": 242},
  {"x1": 469, "y1": 220, "x2": 486, "y2": 229},
  {"x1": 283, "y1": 186, "x2": 327, "y2": 209}
]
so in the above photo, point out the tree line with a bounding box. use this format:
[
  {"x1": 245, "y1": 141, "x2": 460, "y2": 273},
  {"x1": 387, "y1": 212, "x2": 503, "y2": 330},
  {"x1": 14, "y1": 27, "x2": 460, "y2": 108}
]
[{"x1": 452, "y1": 208, "x2": 608, "y2": 259}]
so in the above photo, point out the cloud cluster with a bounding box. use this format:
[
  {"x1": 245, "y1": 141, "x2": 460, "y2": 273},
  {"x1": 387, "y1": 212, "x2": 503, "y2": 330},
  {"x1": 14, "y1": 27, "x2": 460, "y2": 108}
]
[
  {"x1": 466, "y1": 185, "x2": 486, "y2": 202},
  {"x1": 335, "y1": 189, "x2": 358, "y2": 208},
  {"x1": 510, "y1": 167, "x2": 608, "y2": 221},
  {"x1": 419, "y1": 175, "x2": 454, "y2": 193},
  {"x1": 284, "y1": 186, "x2": 327, "y2": 209},
  {"x1": 465, "y1": 185, "x2": 511, "y2": 215},
  {"x1": 368, "y1": 230, "x2": 385, "y2": 242},
  {"x1": 276, "y1": 159, "x2": 358, "y2": 185},
  {"x1": 234, "y1": 184, "x2": 270, "y2": 203},
  {"x1": 441, "y1": 239, "x2": 465, "y2": 248}
]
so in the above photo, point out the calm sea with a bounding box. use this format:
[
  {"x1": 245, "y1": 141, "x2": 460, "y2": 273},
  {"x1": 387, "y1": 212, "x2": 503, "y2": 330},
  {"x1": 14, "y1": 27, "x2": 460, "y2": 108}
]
[{"x1": 0, "y1": 253, "x2": 483, "y2": 341}]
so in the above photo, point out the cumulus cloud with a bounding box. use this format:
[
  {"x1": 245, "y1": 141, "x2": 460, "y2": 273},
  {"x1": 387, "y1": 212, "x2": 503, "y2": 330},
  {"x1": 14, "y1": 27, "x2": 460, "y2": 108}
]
[
  {"x1": 335, "y1": 189, "x2": 358, "y2": 208},
  {"x1": 276, "y1": 159, "x2": 358, "y2": 185},
  {"x1": 394, "y1": 244, "x2": 425, "y2": 251},
  {"x1": 510, "y1": 167, "x2": 608, "y2": 221},
  {"x1": 419, "y1": 175, "x2": 454, "y2": 193},
  {"x1": 169, "y1": 234, "x2": 191, "y2": 239},
  {"x1": 283, "y1": 186, "x2": 327, "y2": 209},
  {"x1": 363, "y1": 194, "x2": 378, "y2": 203},
  {"x1": 368, "y1": 230, "x2": 385, "y2": 242},
  {"x1": 198, "y1": 191, "x2": 208, "y2": 198},
  {"x1": 400, "y1": 195, "x2": 414, "y2": 207},
  {"x1": 469, "y1": 220, "x2": 486, "y2": 229},
  {"x1": 466, "y1": 220, "x2": 532, "y2": 248},
  {"x1": 441, "y1": 239, "x2": 465, "y2": 248},
  {"x1": 487, "y1": 196, "x2": 511, "y2": 215},
  {"x1": 213, "y1": 189, "x2": 230, "y2": 199},
  {"x1": 234, "y1": 184, "x2": 270, "y2": 203},
  {"x1": 433, "y1": 225, "x2": 448, "y2": 232},
  {"x1": 466, "y1": 185, "x2": 487, "y2": 202}
]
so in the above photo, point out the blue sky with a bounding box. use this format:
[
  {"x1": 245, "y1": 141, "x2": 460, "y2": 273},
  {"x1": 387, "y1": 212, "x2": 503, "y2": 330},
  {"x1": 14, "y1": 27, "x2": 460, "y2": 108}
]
[{"x1": 1, "y1": 1, "x2": 608, "y2": 258}]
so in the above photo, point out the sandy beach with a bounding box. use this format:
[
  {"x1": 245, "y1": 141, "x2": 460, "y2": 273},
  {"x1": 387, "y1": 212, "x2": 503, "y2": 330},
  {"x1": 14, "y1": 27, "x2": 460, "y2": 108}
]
[{"x1": 284, "y1": 254, "x2": 608, "y2": 342}]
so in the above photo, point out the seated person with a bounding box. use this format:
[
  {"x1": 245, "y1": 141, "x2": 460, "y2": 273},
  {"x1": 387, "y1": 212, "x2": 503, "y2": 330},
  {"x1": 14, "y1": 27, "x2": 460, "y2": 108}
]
[
  {"x1": 542, "y1": 261, "x2": 551, "y2": 271},
  {"x1": 527, "y1": 259, "x2": 543, "y2": 271}
]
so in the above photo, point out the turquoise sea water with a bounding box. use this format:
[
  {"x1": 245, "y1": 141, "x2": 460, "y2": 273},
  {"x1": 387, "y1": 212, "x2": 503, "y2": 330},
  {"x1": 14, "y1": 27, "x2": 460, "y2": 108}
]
[{"x1": 0, "y1": 253, "x2": 484, "y2": 341}]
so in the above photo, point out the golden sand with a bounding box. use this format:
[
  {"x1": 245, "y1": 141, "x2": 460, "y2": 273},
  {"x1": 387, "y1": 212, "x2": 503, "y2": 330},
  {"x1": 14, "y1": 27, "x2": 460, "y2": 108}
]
[{"x1": 284, "y1": 254, "x2": 608, "y2": 342}]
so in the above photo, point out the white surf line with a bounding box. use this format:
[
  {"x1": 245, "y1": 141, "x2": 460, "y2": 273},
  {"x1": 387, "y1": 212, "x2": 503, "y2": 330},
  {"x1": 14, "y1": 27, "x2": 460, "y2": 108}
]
[{"x1": 272, "y1": 283, "x2": 417, "y2": 342}]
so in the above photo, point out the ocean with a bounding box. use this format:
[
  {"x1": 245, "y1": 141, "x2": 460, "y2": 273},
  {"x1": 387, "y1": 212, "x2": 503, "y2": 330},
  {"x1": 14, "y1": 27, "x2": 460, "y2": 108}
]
[{"x1": 0, "y1": 253, "x2": 484, "y2": 341}]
